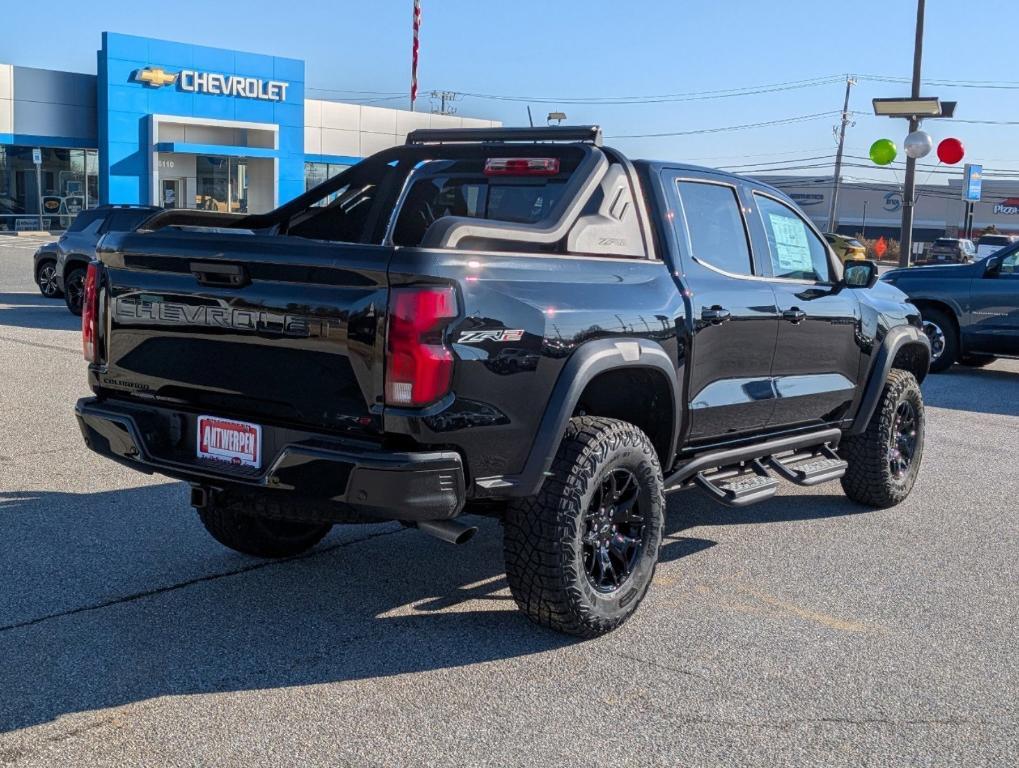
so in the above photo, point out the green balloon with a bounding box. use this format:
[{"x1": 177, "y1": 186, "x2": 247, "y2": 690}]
[{"x1": 870, "y1": 138, "x2": 897, "y2": 166}]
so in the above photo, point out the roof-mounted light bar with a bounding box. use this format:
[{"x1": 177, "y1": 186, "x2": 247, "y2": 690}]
[{"x1": 406, "y1": 125, "x2": 603, "y2": 146}]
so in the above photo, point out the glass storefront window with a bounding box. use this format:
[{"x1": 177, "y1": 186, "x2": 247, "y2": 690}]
[
  {"x1": 194, "y1": 156, "x2": 249, "y2": 213},
  {"x1": 304, "y1": 161, "x2": 352, "y2": 206},
  {"x1": 0, "y1": 146, "x2": 99, "y2": 231}
]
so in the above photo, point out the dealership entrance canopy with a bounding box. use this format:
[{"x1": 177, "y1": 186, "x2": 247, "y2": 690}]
[{"x1": 0, "y1": 32, "x2": 498, "y2": 230}]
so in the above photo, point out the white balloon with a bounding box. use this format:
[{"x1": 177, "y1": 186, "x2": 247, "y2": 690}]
[{"x1": 904, "y1": 130, "x2": 933, "y2": 159}]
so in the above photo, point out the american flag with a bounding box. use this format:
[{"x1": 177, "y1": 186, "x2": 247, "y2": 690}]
[{"x1": 411, "y1": 0, "x2": 421, "y2": 110}]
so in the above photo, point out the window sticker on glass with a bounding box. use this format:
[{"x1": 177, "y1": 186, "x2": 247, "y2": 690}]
[{"x1": 768, "y1": 213, "x2": 813, "y2": 273}]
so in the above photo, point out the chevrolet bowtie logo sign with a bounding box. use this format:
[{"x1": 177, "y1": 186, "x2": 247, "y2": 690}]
[
  {"x1": 135, "y1": 67, "x2": 178, "y2": 87},
  {"x1": 131, "y1": 66, "x2": 289, "y2": 101}
]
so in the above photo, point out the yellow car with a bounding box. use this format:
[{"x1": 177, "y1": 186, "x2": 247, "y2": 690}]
[{"x1": 824, "y1": 233, "x2": 867, "y2": 263}]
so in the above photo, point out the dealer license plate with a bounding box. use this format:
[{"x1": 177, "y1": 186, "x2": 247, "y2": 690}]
[{"x1": 196, "y1": 415, "x2": 262, "y2": 469}]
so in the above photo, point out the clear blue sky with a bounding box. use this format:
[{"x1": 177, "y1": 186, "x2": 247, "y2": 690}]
[{"x1": 4, "y1": 0, "x2": 1016, "y2": 183}]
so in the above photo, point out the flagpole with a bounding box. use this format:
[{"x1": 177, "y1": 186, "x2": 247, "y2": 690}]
[{"x1": 411, "y1": 0, "x2": 421, "y2": 111}]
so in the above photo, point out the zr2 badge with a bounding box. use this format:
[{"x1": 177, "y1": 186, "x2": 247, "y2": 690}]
[{"x1": 458, "y1": 329, "x2": 525, "y2": 344}]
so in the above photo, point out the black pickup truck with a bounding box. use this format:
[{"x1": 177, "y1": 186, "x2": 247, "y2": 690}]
[{"x1": 76, "y1": 126, "x2": 930, "y2": 637}]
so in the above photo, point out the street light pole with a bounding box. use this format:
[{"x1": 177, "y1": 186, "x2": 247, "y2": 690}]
[
  {"x1": 899, "y1": 0, "x2": 926, "y2": 268},
  {"x1": 826, "y1": 76, "x2": 855, "y2": 233}
]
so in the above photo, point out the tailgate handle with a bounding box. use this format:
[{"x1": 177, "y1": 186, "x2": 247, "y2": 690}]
[{"x1": 190, "y1": 262, "x2": 249, "y2": 288}]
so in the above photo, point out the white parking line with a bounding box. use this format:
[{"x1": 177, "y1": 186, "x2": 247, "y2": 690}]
[{"x1": 0, "y1": 236, "x2": 53, "y2": 249}]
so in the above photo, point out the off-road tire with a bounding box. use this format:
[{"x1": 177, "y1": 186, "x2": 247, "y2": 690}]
[
  {"x1": 921, "y1": 307, "x2": 957, "y2": 372},
  {"x1": 959, "y1": 354, "x2": 995, "y2": 368},
  {"x1": 35, "y1": 259, "x2": 63, "y2": 298},
  {"x1": 503, "y1": 417, "x2": 665, "y2": 638},
  {"x1": 64, "y1": 266, "x2": 86, "y2": 316},
  {"x1": 840, "y1": 369, "x2": 924, "y2": 508},
  {"x1": 197, "y1": 496, "x2": 332, "y2": 558}
]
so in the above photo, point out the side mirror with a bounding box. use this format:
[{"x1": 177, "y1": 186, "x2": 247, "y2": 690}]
[
  {"x1": 983, "y1": 256, "x2": 1001, "y2": 277},
  {"x1": 843, "y1": 259, "x2": 879, "y2": 289}
]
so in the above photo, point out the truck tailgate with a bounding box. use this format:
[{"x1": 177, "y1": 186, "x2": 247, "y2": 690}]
[{"x1": 96, "y1": 229, "x2": 389, "y2": 438}]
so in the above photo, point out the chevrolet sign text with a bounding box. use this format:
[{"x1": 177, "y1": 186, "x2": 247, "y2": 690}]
[{"x1": 179, "y1": 70, "x2": 288, "y2": 101}]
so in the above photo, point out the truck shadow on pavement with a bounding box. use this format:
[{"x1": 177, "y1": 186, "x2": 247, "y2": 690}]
[
  {"x1": 0, "y1": 292, "x2": 80, "y2": 332},
  {"x1": 0, "y1": 482, "x2": 871, "y2": 734},
  {"x1": 920, "y1": 365, "x2": 1019, "y2": 418}
]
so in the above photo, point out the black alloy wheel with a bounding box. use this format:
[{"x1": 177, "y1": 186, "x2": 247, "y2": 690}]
[
  {"x1": 889, "y1": 400, "x2": 919, "y2": 480},
  {"x1": 64, "y1": 267, "x2": 86, "y2": 316},
  {"x1": 582, "y1": 468, "x2": 646, "y2": 593}
]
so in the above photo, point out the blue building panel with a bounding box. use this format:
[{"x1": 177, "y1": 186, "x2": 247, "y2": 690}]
[
  {"x1": 233, "y1": 51, "x2": 277, "y2": 81},
  {"x1": 98, "y1": 32, "x2": 307, "y2": 207},
  {"x1": 234, "y1": 98, "x2": 275, "y2": 124},
  {"x1": 103, "y1": 32, "x2": 149, "y2": 63},
  {"x1": 146, "y1": 38, "x2": 194, "y2": 69},
  {"x1": 273, "y1": 56, "x2": 305, "y2": 84}
]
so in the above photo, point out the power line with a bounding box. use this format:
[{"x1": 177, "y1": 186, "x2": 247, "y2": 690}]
[
  {"x1": 607, "y1": 111, "x2": 842, "y2": 139},
  {"x1": 453, "y1": 75, "x2": 846, "y2": 105}
]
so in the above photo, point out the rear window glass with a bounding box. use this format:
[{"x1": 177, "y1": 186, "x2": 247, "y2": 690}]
[
  {"x1": 979, "y1": 235, "x2": 1010, "y2": 245},
  {"x1": 933, "y1": 239, "x2": 959, "y2": 247},
  {"x1": 66, "y1": 209, "x2": 104, "y2": 233},
  {"x1": 392, "y1": 160, "x2": 570, "y2": 247},
  {"x1": 675, "y1": 180, "x2": 753, "y2": 276},
  {"x1": 104, "y1": 209, "x2": 155, "y2": 233}
]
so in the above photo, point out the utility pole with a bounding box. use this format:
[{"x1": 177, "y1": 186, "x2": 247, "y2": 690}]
[
  {"x1": 899, "y1": 0, "x2": 926, "y2": 267},
  {"x1": 826, "y1": 76, "x2": 856, "y2": 233},
  {"x1": 430, "y1": 90, "x2": 459, "y2": 115}
]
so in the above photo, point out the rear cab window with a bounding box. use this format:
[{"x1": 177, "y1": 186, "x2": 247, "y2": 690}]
[
  {"x1": 392, "y1": 160, "x2": 570, "y2": 247},
  {"x1": 389, "y1": 148, "x2": 646, "y2": 258},
  {"x1": 671, "y1": 179, "x2": 754, "y2": 276}
]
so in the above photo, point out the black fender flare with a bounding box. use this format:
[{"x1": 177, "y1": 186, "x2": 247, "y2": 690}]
[
  {"x1": 849, "y1": 324, "x2": 931, "y2": 435},
  {"x1": 62, "y1": 254, "x2": 93, "y2": 279},
  {"x1": 511, "y1": 338, "x2": 681, "y2": 496}
]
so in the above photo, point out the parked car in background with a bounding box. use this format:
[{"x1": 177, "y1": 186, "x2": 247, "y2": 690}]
[
  {"x1": 882, "y1": 243, "x2": 1019, "y2": 371},
  {"x1": 975, "y1": 233, "x2": 1018, "y2": 260},
  {"x1": 32, "y1": 205, "x2": 159, "y2": 314},
  {"x1": 824, "y1": 233, "x2": 867, "y2": 263},
  {"x1": 918, "y1": 237, "x2": 976, "y2": 265}
]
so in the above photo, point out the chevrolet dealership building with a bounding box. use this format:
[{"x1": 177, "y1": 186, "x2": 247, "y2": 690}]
[{"x1": 0, "y1": 32, "x2": 498, "y2": 230}]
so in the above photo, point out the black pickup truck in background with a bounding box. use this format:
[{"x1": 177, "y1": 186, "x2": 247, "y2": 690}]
[{"x1": 76, "y1": 126, "x2": 930, "y2": 637}]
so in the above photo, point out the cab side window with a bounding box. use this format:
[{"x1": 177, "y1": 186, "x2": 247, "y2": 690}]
[
  {"x1": 675, "y1": 180, "x2": 754, "y2": 276},
  {"x1": 1001, "y1": 252, "x2": 1019, "y2": 275},
  {"x1": 754, "y1": 194, "x2": 832, "y2": 282}
]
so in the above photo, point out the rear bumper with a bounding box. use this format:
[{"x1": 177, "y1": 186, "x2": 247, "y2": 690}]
[{"x1": 75, "y1": 397, "x2": 465, "y2": 521}]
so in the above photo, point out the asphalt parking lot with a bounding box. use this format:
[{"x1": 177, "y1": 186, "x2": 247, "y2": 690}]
[{"x1": 0, "y1": 239, "x2": 1016, "y2": 767}]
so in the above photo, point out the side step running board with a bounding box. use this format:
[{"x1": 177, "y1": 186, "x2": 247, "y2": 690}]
[
  {"x1": 665, "y1": 428, "x2": 847, "y2": 508},
  {"x1": 767, "y1": 445, "x2": 847, "y2": 486},
  {"x1": 694, "y1": 460, "x2": 777, "y2": 507},
  {"x1": 665, "y1": 428, "x2": 842, "y2": 491}
]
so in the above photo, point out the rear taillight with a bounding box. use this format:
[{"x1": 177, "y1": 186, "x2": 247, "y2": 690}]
[
  {"x1": 81, "y1": 262, "x2": 99, "y2": 362},
  {"x1": 385, "y1": 286, "x2": 457, "y2": 407},
  {"x1": 484, "y1": 157, "x2": 560, "y2": 176}
]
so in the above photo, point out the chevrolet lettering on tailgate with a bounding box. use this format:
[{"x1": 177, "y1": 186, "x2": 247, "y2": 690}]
[{"x1": 113, "y1": 295, "x2": 313, "y2": 336}]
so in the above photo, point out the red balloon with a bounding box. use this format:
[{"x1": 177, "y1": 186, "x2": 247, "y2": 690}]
[{"x1": 937, "y1": 137, "x2": 965, "y2": 165}]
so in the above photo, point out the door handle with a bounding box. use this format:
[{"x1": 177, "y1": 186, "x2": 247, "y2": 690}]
[
  {"x1": 190, "y1": 262, "x2": 249, "y2": 288},
  {"x1": 701, "y1": 306, "x2": 731, "y2": 324},
  {"x1": 782, "y1": 307, "x2": 806, "y2": 324}
]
